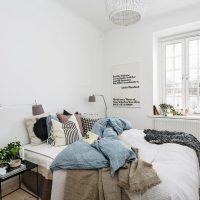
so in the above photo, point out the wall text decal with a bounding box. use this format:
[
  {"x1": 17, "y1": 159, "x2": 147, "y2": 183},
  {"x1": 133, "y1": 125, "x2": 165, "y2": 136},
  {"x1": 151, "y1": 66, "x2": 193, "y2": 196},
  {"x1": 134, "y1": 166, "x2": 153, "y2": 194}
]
[{"x1": 112, "y1": 63, "x2": 141, "y2": 108}]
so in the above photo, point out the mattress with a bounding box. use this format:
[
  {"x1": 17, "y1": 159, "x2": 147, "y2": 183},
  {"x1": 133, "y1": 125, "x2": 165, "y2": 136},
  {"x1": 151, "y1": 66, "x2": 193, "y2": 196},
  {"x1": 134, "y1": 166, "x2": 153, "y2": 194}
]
[
  {"x1": 51, "y1": 129, "x2": 200, "y2": 200},
  {"x1": 24, "y1": 143, "x2": 67, "y2": 170}
]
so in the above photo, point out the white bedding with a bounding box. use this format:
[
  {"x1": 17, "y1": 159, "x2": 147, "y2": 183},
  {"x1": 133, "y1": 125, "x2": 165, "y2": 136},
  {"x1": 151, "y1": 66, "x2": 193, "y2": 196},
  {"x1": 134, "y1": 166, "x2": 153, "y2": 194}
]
[
  {"x1": 24, "y1": 143, "x2": 67, "y2": 169},
  {"x1": 51, "y1": 129, "x2": 200, "y2": 200}
]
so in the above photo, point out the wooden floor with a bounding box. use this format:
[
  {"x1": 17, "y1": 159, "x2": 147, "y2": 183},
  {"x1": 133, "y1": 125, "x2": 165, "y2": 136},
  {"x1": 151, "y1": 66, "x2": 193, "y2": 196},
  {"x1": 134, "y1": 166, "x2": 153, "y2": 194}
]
[{"x1": 2, "y1": 184, "x2": 38, "y2": 200}]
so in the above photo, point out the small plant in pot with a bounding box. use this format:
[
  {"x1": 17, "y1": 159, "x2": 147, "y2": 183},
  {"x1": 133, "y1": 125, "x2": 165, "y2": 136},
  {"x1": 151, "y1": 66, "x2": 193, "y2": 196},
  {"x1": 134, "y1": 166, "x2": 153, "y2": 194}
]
[
  {"x1": 0, "y1": 141, "x2": 21, "y2": 168},
  {"x1": 159, "y1": 103, "x2": 170, "y2": 116},
  {"x1": 159, "y1": 103, "x2": 183, "y2": 116}
]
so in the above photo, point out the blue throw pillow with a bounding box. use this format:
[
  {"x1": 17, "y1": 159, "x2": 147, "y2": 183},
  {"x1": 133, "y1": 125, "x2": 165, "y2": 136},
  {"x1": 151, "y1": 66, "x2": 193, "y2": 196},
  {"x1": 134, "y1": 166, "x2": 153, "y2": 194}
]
[
  {"x1": 91, "y1": 137, "x2": 136, "y2": 176},
  {"x1": 46, "y1": 115, "x2": 59, "y2": 144},
  {"x1": 50, "y1": 141, "x2": 109, "y2": 171}
]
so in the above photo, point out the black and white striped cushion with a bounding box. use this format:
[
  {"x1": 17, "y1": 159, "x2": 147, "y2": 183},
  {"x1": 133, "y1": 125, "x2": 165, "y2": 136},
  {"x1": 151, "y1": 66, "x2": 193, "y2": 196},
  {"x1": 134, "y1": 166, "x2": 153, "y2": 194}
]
[{"x1": 63, "y1": 121, "x2": 79, "y2": 145}]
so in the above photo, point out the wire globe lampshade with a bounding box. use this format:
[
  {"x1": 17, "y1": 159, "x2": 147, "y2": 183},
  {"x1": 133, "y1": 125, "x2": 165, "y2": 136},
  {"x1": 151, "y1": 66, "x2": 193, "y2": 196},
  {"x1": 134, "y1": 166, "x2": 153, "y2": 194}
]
[{"x1": 106, "y1": 0, "x2": 148, "y2": 26}]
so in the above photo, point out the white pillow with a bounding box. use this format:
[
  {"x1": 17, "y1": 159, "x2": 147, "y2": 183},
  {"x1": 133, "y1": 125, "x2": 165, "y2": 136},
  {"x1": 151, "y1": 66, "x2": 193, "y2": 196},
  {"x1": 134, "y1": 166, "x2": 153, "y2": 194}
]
[
  {"x1": 24, "y1": 113, "x2": 50, "y2": 146},
  {"x1": 51, "y1": 114, "x2": 82, "y2": 146},
  {"x1": 51, "y1": 119, "x2": 66, "y2": 146}
]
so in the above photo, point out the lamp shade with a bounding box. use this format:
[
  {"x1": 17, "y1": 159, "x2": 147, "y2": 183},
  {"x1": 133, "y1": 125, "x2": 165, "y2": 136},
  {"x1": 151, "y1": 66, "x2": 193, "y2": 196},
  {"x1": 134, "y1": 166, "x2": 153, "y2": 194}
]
[
  {"x1": 32, "y1": 104, "x2": 44, "y2": 116},
  {"x1": 106, "y1": 0, "x2": 148, "y2": 26},
  {"x1": 88, "y1": 95, "x2": 96, "y2": 102}
]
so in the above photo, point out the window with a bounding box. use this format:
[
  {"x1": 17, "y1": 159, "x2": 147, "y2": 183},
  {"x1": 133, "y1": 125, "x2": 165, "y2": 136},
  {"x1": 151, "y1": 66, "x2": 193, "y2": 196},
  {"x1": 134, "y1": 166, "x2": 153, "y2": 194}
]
[{"x1": 160, "y1": 32, "x2": 200, "y2": 113}]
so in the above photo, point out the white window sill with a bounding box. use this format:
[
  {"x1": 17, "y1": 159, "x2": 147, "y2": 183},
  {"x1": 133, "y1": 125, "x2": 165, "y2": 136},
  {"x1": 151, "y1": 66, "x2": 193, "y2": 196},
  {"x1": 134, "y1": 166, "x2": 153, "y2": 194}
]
[{"x1": 148, "y1": 115, "x2": 200, "y2": 120}]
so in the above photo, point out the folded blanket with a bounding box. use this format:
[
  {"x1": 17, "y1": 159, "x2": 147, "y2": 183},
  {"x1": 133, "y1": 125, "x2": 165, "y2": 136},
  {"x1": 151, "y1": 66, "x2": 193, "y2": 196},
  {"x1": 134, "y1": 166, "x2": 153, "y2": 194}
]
[
  {"x1": 63, "y1": 159, "x2": 161, "y2": 200},
  {"x1": 118, "y1": 160, "x2": 161, "y2": 194},
  {"x1": 144, "y1": 129, "x2": 200, "y2": 164}
]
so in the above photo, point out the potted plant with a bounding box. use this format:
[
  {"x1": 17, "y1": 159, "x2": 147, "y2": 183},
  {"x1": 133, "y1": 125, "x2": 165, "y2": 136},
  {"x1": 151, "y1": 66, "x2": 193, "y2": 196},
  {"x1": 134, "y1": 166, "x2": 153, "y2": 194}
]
[
  {"x1": 159, "y1": 103, "x2": 170, "y2": 116},
  {"x1": 0, "y1": 141, "x2": 21, "y2": 168},
  {"x1": 159, "y1": 103, "x2": 183, "y2": 116}
]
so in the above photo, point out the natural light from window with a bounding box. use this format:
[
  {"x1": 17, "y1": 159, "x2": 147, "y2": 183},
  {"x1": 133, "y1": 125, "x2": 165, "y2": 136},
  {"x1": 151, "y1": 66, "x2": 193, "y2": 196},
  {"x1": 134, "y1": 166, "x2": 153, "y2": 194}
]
[{"x1": 161, "y1": 33, "x2": 200, "y2": 114}]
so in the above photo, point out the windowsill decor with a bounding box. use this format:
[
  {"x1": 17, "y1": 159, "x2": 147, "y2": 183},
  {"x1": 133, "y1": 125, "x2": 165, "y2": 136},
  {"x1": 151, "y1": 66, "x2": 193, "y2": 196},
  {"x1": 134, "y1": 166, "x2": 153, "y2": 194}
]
[{"x1": 159, "y1": 103, "x2": 183, "y2": 116}]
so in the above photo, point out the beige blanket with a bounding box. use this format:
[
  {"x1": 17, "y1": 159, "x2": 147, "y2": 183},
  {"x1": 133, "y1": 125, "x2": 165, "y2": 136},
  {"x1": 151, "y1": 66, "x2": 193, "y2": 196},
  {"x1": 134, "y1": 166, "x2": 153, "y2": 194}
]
[{"x1": 63, "y1": 160, "x2": 161, "y2": 200}]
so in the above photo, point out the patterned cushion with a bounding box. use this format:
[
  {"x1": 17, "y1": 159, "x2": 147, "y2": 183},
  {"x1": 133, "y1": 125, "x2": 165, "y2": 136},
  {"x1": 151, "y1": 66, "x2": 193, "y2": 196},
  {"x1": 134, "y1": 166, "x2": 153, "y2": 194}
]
[
  {"x1": 24, "y1": 113, "x2": 50, "y2": 145},
  {"x1": 57, "y1": 114, "x2": 84, "y2": 136},
  {"x1": 81, "y1": 117, "x2": 98, "y2": 135},
  {"x1": 63, "y1": 121, "x2": 79, "y2": 145},
  {"x1": 51, "y1": 119, "x2": 66, "y2": 146},
  {"x1": 33, "y1": 117, "x2": 48, "y2": 141},
  {"x1": 51, "y1": 114, "x2": 81, "y2": 146}
]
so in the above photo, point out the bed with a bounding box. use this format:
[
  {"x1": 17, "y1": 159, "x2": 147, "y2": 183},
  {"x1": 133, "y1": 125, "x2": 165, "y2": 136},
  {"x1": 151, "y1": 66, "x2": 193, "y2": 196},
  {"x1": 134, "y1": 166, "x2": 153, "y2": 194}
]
[
  {"x1": 51, "y1": 129, "x2": 200, "y2": 200},
  {"x1": 22, "y1": 143, "x2": 67, "y2": 200}
]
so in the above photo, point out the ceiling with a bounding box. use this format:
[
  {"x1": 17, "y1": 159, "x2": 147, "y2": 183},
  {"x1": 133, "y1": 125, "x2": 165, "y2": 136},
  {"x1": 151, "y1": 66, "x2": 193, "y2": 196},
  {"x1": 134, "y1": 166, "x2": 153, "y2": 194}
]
[{"x1": 57, "y1": 0, "x2": 200, "y2": 31}]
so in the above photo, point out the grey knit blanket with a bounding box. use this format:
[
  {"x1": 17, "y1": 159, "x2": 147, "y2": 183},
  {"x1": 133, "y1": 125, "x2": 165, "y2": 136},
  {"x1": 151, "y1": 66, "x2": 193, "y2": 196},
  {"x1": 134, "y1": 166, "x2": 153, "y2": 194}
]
[{"x1": 144, "y1": 129, "x2": 200, "y2": 164}]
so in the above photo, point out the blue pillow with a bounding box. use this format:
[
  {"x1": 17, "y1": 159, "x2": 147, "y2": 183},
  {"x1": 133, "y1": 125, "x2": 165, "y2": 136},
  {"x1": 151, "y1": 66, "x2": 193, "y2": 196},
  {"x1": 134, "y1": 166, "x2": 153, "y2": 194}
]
[
  {"x1": 46, "y1": 115, "x2": 59, "y2": 144},
  {"x1": 91, "y1": 137, "x2": 136, "y2": 176},
  {"x1": 50, "y1": 141, "x2": 109, "y2": 171}
]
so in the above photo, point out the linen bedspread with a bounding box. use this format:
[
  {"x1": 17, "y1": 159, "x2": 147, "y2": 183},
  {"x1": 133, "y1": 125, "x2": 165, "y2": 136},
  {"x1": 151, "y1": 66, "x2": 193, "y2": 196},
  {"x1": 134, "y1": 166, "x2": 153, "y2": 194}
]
[
  {"x1": 51, "y1": 129, "x2": 200, "y2": 200},
  {"x1": 62, "y1": 160, "x2": 160, "y2": 200}
]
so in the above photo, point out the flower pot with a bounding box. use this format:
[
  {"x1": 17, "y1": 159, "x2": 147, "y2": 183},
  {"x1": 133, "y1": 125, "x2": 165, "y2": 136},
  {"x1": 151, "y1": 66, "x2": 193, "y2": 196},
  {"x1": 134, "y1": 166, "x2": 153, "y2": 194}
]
[{"x1": 9, "y1": 159, "x2": 21, "y2": 168}]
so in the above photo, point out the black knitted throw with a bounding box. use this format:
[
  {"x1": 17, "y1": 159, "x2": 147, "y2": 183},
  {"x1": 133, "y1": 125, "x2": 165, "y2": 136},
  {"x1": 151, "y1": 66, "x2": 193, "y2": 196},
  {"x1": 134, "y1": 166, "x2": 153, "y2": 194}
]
[{"x1": 144, "y1": 129, "x2": 200, "y2": 164}]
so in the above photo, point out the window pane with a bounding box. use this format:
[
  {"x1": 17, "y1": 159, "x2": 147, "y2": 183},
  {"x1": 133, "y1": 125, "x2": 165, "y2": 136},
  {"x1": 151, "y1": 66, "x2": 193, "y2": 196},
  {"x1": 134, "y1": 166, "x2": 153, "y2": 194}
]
[
  {"x1": 175, "y1": 43, "x2": 182, "y2": 56},
  {"x1": 174, "y1": 97, "x2": 182, "y2": 108},
  {"x1": 189, "y1": 40, "x2": 198, "y2": 55},
  {"x1": 166, "y1": 71, "x2": 174, "y2": 84},
  {"x1": 166, "y1": 58, "x2": 173, "y2": 70},
  {"x1": 199, "y1": 39, "x2": 200, "y2": 56},
  {"x1": 164, "y1": 42, "x2": 183, "y2": 108},
  {"x1": 188, "y1": 39, "x2": 200, "y2": 113},
  {"x1": 189, "y1": 81, "x2": 199, "y2": 88},
  {"x1": 174, "y1": 88, "x2": 182, "y2": 96},
  {"x1": 174, "y1": 70, "x2": 182, "y2": 83},
  {"x1": 189, "y1": 97, "x2": 198, "y2": 111},
  {"x1": 189, "y1": 55, "x2": 198, "y2": 68},
  {"x1": 166, "y1": 97, "x2": 173, "y2": 105},
  {"x1": 166, "y1": 88, "x2": 174, "y2": 96},
  {"x1": 174, "y1": 57, "x2": 181, "y2": 69},
  {"x1": 189, "y1": 69, "x2": 198, "y2": 81},
  {"x1": 166, "y1": 45, "x2": 173, "y2": 57},
  {"x1": 189, "y1": 88, "x2": 198, "y2": 96}
]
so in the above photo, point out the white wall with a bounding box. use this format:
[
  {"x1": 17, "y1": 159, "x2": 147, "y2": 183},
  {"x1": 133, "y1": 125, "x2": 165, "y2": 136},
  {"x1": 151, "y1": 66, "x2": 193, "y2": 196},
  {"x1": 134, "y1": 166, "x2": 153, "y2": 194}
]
[
  {"x1": 104, "y1": 4, "x2": 200, "y2": 129},
  {"x1": 1, "y1": 1, "x2": 200, "y2": 147},
  {"x1": 0, "y1": 0, "x2": 105, "y2": 147}
]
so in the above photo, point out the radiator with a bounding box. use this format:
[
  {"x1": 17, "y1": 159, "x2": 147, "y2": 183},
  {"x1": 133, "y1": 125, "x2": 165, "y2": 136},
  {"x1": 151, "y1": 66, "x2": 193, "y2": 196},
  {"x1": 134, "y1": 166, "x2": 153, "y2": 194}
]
[{"x1": 152, "y1": 117, "x2": 200, "y2": 140}]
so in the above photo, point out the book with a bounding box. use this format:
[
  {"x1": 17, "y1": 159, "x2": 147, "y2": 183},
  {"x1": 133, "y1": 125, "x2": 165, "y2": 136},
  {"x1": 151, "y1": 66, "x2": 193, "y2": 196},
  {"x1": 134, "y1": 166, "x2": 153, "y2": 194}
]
[
  {"x1": 0, "y1": 164, "x2": 26, "y2": 179},
  {"x1": 83, "y1": 132, "x2": 99, "y2": 144}
]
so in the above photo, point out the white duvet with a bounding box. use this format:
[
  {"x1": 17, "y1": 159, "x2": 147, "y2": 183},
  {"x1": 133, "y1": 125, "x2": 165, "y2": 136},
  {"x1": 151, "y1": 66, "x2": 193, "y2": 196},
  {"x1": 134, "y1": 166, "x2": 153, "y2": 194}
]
[{"x1": 51, "y1": 129, "x2": 200, "y2": 200}]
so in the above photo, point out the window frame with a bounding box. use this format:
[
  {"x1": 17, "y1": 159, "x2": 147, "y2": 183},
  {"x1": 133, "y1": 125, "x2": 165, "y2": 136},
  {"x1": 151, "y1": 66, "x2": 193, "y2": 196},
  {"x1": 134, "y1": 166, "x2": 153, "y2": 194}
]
[
  {"x1": 185, "y1": 35, "x2": 200, "y2": 112},
  {"x1": 161, "y1": 39, "x2": 185, "y2": 109},
  {"x1": 159, "y1": 30, "x2": 200, "y2": 113}
]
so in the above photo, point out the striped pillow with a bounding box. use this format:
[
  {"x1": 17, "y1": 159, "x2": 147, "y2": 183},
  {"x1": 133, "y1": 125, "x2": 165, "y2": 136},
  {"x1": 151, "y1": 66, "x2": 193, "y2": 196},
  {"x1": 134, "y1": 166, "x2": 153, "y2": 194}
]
[{"x1": 63, "y1": 121, "x2": 79, "y2": 145}]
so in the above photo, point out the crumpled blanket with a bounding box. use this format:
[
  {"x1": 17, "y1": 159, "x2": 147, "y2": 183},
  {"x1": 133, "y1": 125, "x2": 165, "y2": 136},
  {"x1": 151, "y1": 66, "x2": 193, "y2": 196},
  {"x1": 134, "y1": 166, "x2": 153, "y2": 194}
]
[
  {"x1": 63, "y1": 159, "x2": 161, "y2": 200},
  {"x1": 144, "y1": 129, "x2": 200, "y2": 164},
  {"x1": 92, "y1": 117, "x2": 133, "y2": 138},
  {"x1": 50, "y1": 118, "x2": 135, "y2": 175}
]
